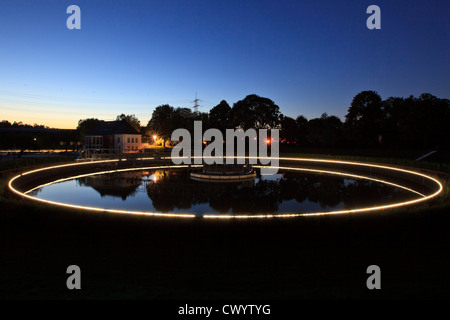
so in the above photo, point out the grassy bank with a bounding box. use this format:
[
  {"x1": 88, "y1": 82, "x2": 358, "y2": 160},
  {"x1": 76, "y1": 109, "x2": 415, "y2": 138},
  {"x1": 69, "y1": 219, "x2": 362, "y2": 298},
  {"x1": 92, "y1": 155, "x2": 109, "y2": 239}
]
[
  {"x1": 1, "y1": 154, "x2": 449, "y2": 300},
  {"x1": 279, "y1": 147, "x2": 450, "y2": 173},
  {"x1": 0, "y1": 155, "x2": 76, "y2": 173}
]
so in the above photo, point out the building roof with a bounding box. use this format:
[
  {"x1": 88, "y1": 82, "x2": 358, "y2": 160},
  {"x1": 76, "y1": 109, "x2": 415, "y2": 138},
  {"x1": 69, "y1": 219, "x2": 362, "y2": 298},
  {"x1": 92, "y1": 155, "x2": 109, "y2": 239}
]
[{"x1": 86, "y1": 120, "x2": 140, "y2": 136}]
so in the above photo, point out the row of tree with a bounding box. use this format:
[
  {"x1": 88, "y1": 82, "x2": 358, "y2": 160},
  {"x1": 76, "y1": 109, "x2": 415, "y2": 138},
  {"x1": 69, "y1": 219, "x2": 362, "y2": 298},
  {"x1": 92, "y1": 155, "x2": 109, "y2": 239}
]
[
  {"x1": 0, "y1": 120, "x2": 49, "y2": 129},
  {"x1": 143, "y1": 91, "x2": 450, "y2": 149},
  {"x1": 75, "y1": 91, "x2": 450, "y2": 150},
  {"x1": 345, "y1": 91, "x2": 449, "y2": 148},
  {"x1": 145, "y1": 95, "x2": 282, "y2": 147},
  {"x1": 3, "y1": 90, "x2": 448, "y2": 150}
]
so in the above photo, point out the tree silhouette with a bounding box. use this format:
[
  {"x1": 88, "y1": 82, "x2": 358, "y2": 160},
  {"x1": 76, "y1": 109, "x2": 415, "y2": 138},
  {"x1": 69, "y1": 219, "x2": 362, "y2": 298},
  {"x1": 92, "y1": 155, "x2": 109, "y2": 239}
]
[
  {"x1": 381, "y1": 96, "x2": 408, "y2": 147},
  {"x1": 305, "y1": 113, "x2": 342, "y2": 146},
  {"x1": 345, "y1": 91, "x2": 384, "y2": 146},
  {"x1": 116, "y1": 114, "x2": 141, "y2": 132},
  {"x1": 172, "y1": 107, "x2": 194, "y2": 133},
  {"x1": 295, "y1": 115, "x2": 308, "y2": 145},
  {"x1": 230, "y1": 94, "x2": 281, "y2": 129},
  {"x1": 209, "y1": 100, "x2": 231, "y2": 134},
  {"x1": 280, "y1": 115, "x2": 297, "y2": 143},
  {"x1": 146, "y1": 104, "x2": 175, "y2": 147},
  {"x1": 76, "y1": 118, "x2": 102, "y2": 140},
  {"x1": 380, "y1": 93, "x2": 450, "y2": 149}
]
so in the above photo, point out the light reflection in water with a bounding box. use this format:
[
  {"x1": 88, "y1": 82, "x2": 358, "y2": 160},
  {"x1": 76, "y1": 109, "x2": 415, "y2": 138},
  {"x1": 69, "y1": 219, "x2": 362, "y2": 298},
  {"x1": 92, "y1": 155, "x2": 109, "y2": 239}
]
[{"x1": 29, "y1": 169, "x2": 418, "y2": 215}]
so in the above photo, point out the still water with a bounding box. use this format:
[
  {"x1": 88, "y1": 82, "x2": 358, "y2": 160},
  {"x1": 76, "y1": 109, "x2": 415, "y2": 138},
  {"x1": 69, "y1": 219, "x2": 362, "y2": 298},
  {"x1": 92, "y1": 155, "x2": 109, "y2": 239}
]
[{"x1": 29, "y1": 169, "x2": 418, "y2": 215}]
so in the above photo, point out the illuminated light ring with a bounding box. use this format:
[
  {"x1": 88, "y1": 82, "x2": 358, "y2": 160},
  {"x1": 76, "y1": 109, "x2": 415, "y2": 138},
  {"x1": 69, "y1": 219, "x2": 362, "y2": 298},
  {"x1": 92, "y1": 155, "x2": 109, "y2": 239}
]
[
  {"x1": 204, "y1": 165, "x2": 443, "y2": 219},
  {"x1": 9, "y1": 164, "x2": 201, "y2": 218},
  {"x1": 7, "y1": 158, "x2": 443, "y2": 219}
]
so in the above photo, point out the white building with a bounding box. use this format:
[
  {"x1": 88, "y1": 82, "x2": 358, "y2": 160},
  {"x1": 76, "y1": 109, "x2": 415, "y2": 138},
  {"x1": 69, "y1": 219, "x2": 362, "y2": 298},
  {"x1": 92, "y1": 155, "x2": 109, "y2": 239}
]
[{"x1": 84, "y1": 120, "x2": 144, "y2": 153}]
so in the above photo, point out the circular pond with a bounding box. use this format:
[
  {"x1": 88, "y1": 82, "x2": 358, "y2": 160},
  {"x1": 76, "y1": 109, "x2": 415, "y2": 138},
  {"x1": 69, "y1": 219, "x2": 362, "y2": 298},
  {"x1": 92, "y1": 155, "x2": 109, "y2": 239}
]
[{"x1": 8, "y1": 158, "x2": 443, "y2": 219}]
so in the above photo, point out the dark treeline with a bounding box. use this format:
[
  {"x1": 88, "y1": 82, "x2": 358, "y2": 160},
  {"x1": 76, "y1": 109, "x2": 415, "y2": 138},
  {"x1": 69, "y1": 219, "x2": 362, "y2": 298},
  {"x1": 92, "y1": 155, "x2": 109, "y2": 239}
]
[
  {"x1": 0, "y1": 120, "x2": 50, "y2": 129},
  {"x1": 144, "y1": 94, "x2": 281, "y2": 147},
  {"x1": 0, "y1": 121, "x2": 78, "y2": 150},
  {"x1": 344, "y1": 91, "x2": 450, "y2": 149},
  {"x1": 143, "y1": 91, "x2": 450, "y2": 150},
  {"x1": 3, "y1": 91, "x2": 449, "y2": 151}
]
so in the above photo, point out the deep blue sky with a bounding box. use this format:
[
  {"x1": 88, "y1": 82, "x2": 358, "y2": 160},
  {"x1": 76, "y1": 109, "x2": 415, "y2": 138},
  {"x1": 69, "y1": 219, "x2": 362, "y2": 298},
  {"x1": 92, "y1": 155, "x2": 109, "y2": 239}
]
[{"x1": 0, "y1": 0, "x2": 448, "y2": 128}]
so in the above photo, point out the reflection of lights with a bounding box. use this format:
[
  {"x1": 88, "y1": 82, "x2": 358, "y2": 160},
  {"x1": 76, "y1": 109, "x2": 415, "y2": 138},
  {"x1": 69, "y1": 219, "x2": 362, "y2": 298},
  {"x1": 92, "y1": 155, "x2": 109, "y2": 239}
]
[
  {"x1": 8, "y1": 158, "x2": 444, "y2": 219},
  {"x1": 9, "y1": 164, "x2": 198, "y2": 219},
  {"x1": 203, "y1": 164, "x2": 444, "y2": 219},
  {"x1": 20, "y1": 165, "x2": 191, "y2": 195}
]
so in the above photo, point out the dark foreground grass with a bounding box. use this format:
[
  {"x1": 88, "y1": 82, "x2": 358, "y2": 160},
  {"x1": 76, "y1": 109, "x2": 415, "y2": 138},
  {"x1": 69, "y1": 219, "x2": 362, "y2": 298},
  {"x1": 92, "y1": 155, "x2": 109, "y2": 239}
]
[{"x1": 1, "y1": 156, "x2": 450, "y2": 300}]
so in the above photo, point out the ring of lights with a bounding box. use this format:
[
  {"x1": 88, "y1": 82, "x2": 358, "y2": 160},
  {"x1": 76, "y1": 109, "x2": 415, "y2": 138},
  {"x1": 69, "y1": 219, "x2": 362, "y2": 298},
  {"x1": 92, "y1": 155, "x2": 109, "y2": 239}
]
[{"x1": 8, "y1": 157, "x2": 443, "y2": 219}]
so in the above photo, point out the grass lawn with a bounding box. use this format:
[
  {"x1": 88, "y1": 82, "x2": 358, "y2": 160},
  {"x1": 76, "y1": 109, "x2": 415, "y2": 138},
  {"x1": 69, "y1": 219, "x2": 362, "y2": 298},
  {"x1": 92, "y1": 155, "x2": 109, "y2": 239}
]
[{"x1": 1, "y1": 153, "x2": 449, "y2": 300}]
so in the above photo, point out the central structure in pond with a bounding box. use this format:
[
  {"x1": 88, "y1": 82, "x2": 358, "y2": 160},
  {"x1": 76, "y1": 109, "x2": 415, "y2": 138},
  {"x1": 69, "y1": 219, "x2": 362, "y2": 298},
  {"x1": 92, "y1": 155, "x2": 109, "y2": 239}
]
[{"x1": 190, "y1": 163, "x2": 257, "y2": 182}]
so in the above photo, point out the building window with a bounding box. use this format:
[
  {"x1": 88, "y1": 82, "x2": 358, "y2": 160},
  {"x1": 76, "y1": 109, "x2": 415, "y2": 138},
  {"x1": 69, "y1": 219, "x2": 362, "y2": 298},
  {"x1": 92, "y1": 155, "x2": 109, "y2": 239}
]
[
  {"x1": 118, "y1": 137, "x2": 120, "y2": 143},
  {"x1": 128, "y1": 137, "x2": 130, "y2": 143}
]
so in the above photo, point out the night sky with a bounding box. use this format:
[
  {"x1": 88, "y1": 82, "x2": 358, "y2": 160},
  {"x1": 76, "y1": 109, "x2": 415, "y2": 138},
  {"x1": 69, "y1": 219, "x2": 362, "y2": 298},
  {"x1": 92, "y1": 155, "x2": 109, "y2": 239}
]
[{"x1": 0, "y1": 0, "x2": 448, "y2": 128}]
